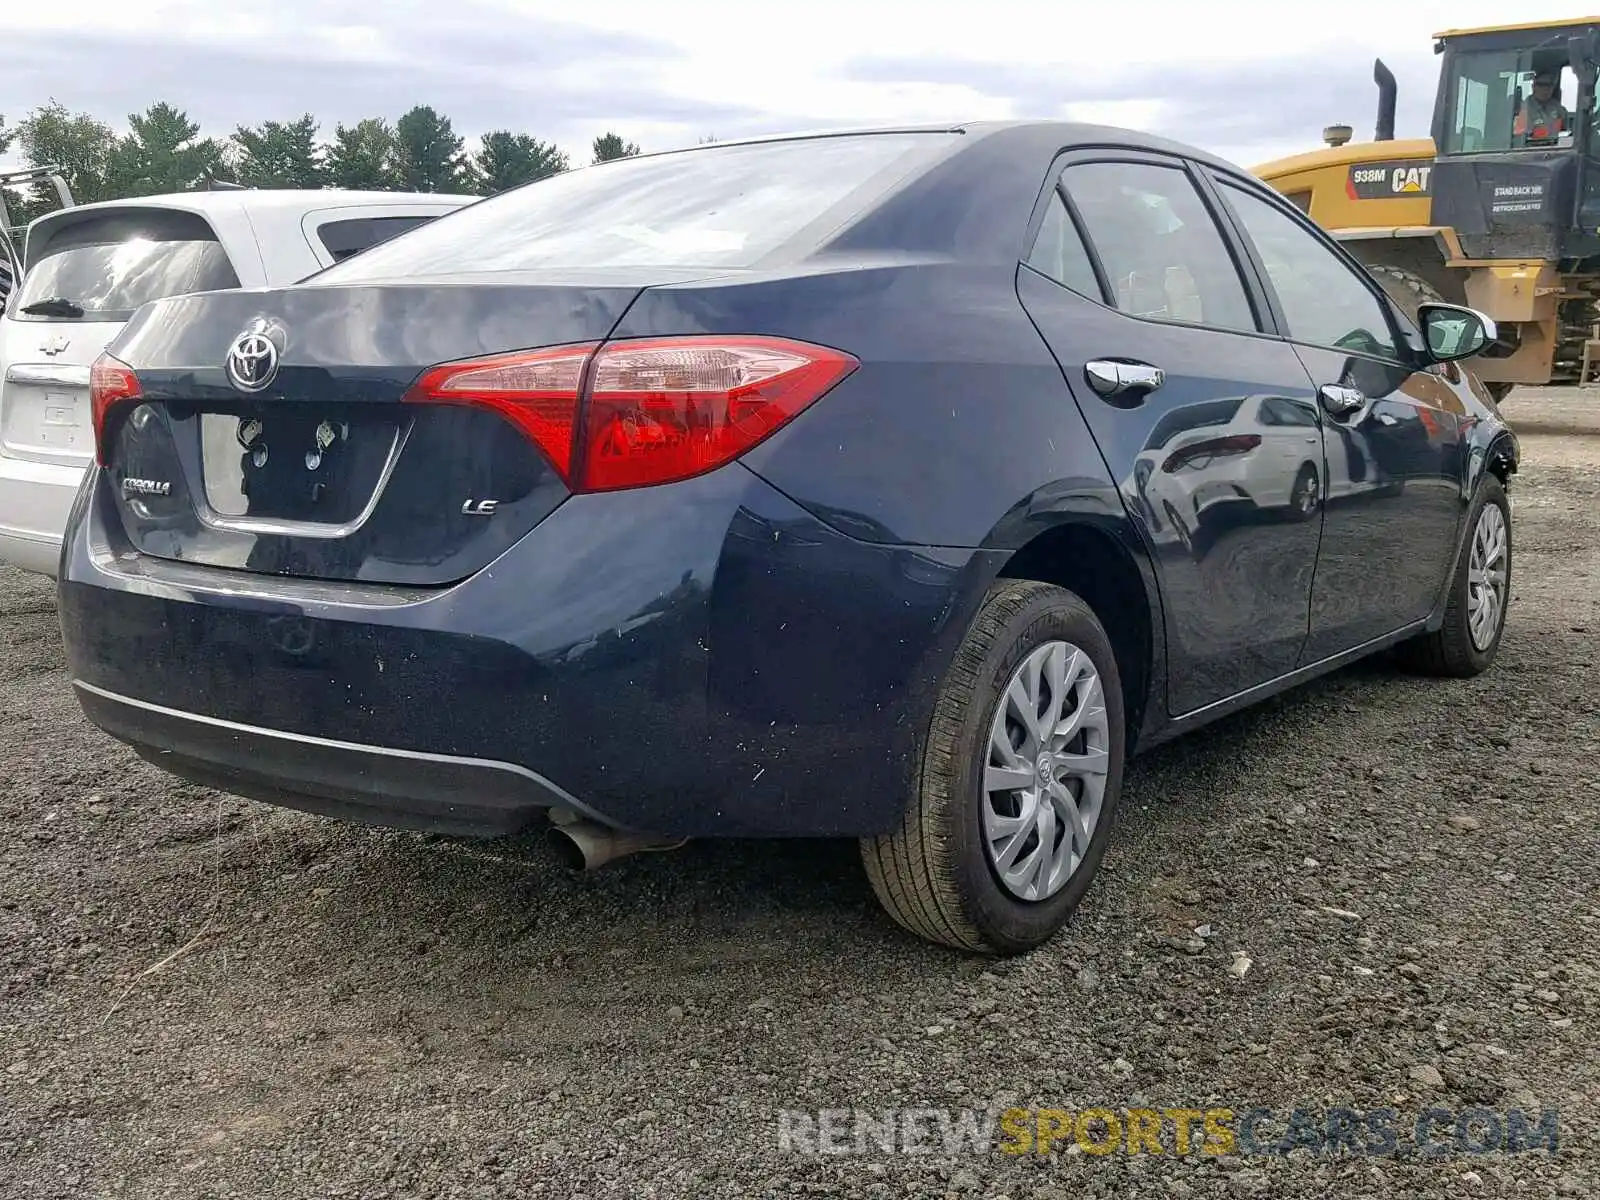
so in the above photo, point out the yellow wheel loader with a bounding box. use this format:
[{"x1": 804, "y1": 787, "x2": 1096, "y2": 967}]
[{"x1": 1252, "y1": 17, "x2": 1600, "y2": 400}]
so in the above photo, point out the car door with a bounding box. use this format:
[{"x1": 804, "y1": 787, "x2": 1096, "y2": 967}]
[
  {"x1": 1015, "y1": 151, "x2": 1326, "y2": 716},
  {"x1": 1202, "y1": 173, "x2": 1466, "y2": 660}
]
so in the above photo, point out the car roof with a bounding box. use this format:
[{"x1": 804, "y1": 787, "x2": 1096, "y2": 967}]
[{"x1": 619, "y1": 120, "x2": 1251, "y2": 179}]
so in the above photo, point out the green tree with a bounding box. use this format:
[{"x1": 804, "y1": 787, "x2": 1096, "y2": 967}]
[
  {"x1": 106, "y1": 102, "x2": 232, "y2": 196},
  {"x1": 472, "y1": 131, "x2": 567, "y2": 194},
  {"x1": 325, "y1": 118, "x2": 402, "y2": 190},
  {"x1": 16, "y1": 100, "x2": 119, "y2": 212},
  {"x1": 591, "y1": 132, "x2": 641, "y2": 164},
  {"x1": 395, "y1": 105, "x2": 469, "y2": 193},
  {"x1": 233, "y1": 114, "x2": 324, "y2": 188}
]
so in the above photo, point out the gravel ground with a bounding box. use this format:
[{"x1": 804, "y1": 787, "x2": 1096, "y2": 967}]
[{"x1": 1, "y1": 387, "x2": 1596, "y2": 1200}]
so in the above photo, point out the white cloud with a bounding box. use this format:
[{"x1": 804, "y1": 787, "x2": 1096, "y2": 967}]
[{"x1": 4, "y1": 0, "x2": 1600, "y2": 168}]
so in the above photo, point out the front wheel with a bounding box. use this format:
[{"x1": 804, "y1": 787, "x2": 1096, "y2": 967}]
[
  {"x1": 860, "y1": 579, "x2": 1126, "y2": 954},
  {"x1": 1397, "y1": 475, "x2": 1512, "y2": 676}
]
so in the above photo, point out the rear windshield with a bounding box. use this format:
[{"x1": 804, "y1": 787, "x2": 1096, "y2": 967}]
[
  {"x1": 16, "y1": 208, "x2": 240, "y2": 320},
  {"x1": 308, "y1": 132, "x2": 953, "y2": 279}
]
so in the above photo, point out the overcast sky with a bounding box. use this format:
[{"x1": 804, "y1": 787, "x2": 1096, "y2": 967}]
[{"x1": 4, "y1": 1, "x2": 1599, "y2": 173}]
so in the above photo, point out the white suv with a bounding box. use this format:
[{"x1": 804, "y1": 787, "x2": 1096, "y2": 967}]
[{"x1": 0, "y1": 188, "x2": 475, "y2": 575}]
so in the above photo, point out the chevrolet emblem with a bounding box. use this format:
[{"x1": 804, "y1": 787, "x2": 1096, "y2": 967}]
[{"x1": 40, "y1": 335, "x2": 70, "y2": 356}]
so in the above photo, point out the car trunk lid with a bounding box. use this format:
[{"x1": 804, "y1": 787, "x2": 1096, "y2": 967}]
[{"x1": 97, "y1": 276, "x2": 672, "y2": 586}]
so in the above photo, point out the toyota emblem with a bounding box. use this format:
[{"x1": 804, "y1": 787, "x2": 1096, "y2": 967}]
[{"x1": 224, "y1": 323, "x2": 282, "y2": 393}]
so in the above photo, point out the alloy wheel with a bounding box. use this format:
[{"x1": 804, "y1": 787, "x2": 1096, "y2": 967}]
[
  {"x1": 982, "y1": 640, "x2": 1111, "y2": 902},
  {"x1": 1467, "y1": 501, "x2": 1508, "y2": 651}
]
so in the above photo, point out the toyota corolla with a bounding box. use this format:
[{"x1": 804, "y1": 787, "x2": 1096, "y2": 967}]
[{"x1": 57, "y1": 123, "x2": 1517, "y2": 954}]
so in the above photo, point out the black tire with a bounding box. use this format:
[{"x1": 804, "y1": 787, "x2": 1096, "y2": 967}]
[
  {"x1": 1366, "y1": 262, "x2": 1446, "y2": 323},
  {"x1": 1397, "y1": 475, "x2": 1512, "y2": 677},
  {"x1": 860, "y1": 579, "x2": 1127, "y2": 955}
]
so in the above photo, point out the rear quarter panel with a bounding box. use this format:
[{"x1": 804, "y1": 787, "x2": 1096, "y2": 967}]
[
  {"x1": 612, "y1": 262, "x2": 1140, "y2": 828},
  {"x1": 613, "y1": 261, "x2": 1124, "y2": 550}
]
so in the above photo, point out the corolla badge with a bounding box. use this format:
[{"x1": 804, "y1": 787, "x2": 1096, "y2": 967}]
[
  {"x1": 122, "y1": 477, "x2": 172, "y2": 497},
  {"x1": 224, "y1": 320, "x2": 283, "y2": 393}
]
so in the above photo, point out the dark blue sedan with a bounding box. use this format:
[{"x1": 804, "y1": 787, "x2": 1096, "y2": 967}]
[{"x1": 58, "y1": 122, "x2": 1518, "y2": 954}]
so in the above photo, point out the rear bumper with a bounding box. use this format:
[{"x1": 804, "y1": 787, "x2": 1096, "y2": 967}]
[
  {"x1": 60, "y1": 461, "x2": 1002, "y2": 839},
  {"x1": 75, "y1": 680, "x2": 589, "y2": 837},
  {"x1": 0, "y1": 453, "x2": 83, "y2": 576}
]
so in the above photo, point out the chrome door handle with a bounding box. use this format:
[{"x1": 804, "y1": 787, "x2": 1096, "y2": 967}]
[
  {"x1": 1085, "y1": 360, "x2": 1165, "y2": 401},
  {"x1": 1319, "y1": 384, "x2": 1366, "y2": 417}
]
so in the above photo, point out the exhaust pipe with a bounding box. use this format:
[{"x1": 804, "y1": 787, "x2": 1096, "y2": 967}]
[
  {"x1": 1374, "y1": 58, "x2": 1398, "y2": 142},
  {"x1": 546, "y1": 810, "x2": 687, "y2": 871}
]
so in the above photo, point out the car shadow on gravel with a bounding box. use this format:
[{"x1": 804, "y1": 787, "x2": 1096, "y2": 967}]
[{"x1": 180, "y1": 646, "x2": 1428, "y2": 1010}]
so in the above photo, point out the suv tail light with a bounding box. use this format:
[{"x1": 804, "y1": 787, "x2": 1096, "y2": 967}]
[
  {"x1": 404, "y1": 335, "x2": 858, "y2": 492},
  {"x1": 90, "y1": 352, "x2": 142, "y2": 467}
]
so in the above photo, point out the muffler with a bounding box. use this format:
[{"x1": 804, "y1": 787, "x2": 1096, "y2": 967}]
[{"x1": 545, "y1": 809, "x2": 687, "y2": 871}]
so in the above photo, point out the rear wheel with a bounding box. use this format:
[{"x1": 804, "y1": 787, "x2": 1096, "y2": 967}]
[
  {"x1": 1397, "y1": 475, "x2": 1512, "y2": 677},
  {"x1": 860, "y1": 579, "x2": 1126, "y2": 955}
]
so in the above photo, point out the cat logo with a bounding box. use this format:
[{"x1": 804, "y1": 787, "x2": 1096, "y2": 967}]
[
  {"x1": 1392, "y1": 166, "x2": 1432, "y2": 193},
  {"x1": 1346, "y1": 161, "x2": 1433, "y2": 200}
]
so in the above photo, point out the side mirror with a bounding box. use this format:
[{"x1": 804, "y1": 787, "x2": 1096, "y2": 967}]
[{"x1": 1416, "y1": 302, "x2": 1496, "y2": 363}]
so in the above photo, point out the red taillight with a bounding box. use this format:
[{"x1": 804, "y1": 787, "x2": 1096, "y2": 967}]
[
  {"x1": 404, "y1": 335, "x2": 858, "y2": 492},
  {"x1": 403, "y1": 343, "x2": 596, "y2": 479},
  {"x1": 90, "y1": 352, "x2": 142, "y2": 467}
]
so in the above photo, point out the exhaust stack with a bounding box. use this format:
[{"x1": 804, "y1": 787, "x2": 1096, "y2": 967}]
[
  {"x1": 546, "y1": 809, "x2": 686, "y2": 870},
  {"x1": 1374, "y1": 58, "x2": 1398, "y2": 141}
]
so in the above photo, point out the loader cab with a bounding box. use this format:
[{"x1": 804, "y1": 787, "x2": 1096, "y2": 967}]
[{"x1": 1430, "y1": 19, "x2": 1600, "y2": 266}]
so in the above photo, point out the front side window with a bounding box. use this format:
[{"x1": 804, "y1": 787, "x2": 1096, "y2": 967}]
[
  {"x1": 1060, "y1": 160, "x2": 1257, "y2": 333},
  {"x1": 1218, "y1": 181, "x2": 1401, "y2": 361},
  {"x1": 1443, "y1": 49, "x2": 1585, "y2": 153}
]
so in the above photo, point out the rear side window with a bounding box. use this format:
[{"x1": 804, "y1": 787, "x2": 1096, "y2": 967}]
[
  {"x1": 1025, "y1": 192, "x2": 1102, "y2": 299},
  {"x1": 315, "y1": 215, "x2": 441, "y2": 262},
  {"x1": 1061, "y1": 160, "x2": 1257, "y2": 334},
  {"x1": 17, "y1": 208, "x2": 239, "y2": 321},
  {"x1": 309, "y1": 133, "x2": 952, "y2": 279}
]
